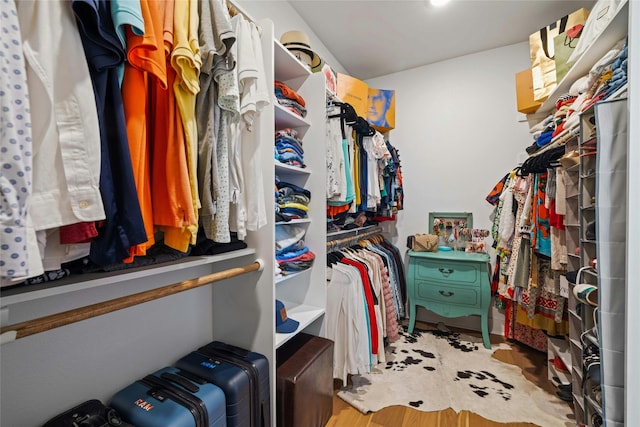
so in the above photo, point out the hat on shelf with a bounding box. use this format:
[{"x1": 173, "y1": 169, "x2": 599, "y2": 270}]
[
  {"x1": 280, "y1": 30, "x2": 322, "y2": 71},
  {"x1": 275, "y1": 299, "x2": 299, "y2": 334}
]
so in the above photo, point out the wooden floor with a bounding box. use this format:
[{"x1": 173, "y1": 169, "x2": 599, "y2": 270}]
[{"x1": 325, "y1": 322, "x2": 569, "y2": 427}]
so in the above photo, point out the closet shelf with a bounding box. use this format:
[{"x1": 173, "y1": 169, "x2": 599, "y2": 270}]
[
  {"x1": 605, "y1": 81, "x2": 629, "y2": 102},
  {"x1": 585, "y1": 395, "x2": 603, "y2": 416},
  {"x1": 566, "y1": 164, "x2": 581, "y2": 173},
  {"x1": 273, "y1": 39, "x2": 312, "y2": 82},
  {"x1": 276, "y1": 218, "x2": 312, "y2": 226},
  {"x1": 570, "y1": 336, "x2": 582, "y2": 348},
  {"x1": 582, "y1": 269, "x2": 598, "y2": 279},
  {"x1": 581, "y1": 206, "x2": 595, "y2": 212},
  {"x1": 275, "y1": 161, "x2": 312, "y2": 175},
  {"x1": 572, "y1": 364, "x2": 584, "y2": 383},
  {"x1": 568, "y1": 253, "x2": 581, "y2": 259},
  {"x1": 275, "y1": 302, "x2": 325, "y2": 348},
  {"x1": 0, "y1": 248, "x2": 257, "y2": 306},
  {"x1": 582, "y1": 239, "x2": 597, "y2": 244},
  {"x1": 534, "y1": 1, "x2": 628, "y2": 115},
  {"x1": 566, "y1": 193, "x2": 579, "y2": 199},
  {"x1": 548, "y1": 337, "x2": 572, "y2": 371},
  {"x1": 565, "y1": 223, "x2": 580, "y2": 227},
  {"x1": 275, "y1": 103, "x2": 311, "y2": 128},
  {"x1": 275, "y1": 269, "x2": 310, "y2": 284},
  {"x1": 572, "y1": 389, "x2": 585, "y2": 410}
]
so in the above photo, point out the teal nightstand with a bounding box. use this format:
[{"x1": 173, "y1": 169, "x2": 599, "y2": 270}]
[{"x1": 406, "y1": 250, "x2": 492, "y2": 349}]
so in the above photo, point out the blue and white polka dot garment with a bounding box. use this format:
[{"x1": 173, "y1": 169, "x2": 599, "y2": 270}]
[{"x1": 0, "y1": 0, "x2": 33, "y2": 280}]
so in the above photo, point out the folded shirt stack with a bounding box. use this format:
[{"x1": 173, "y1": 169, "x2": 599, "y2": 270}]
[
  {"x1": 275, "y1": 128, "x2": 305, "y2": 168},
  {"x1": 275, "y1": 80, "x2": 307, "y2": 118},
  {"x1": 275, "y1": 224, "x2": 315, "y2": 276},
  {"x1": 275, "y1": 178, "x2": 311, "y2": 221},
  {"x1": 602, "y1": 40, "x2": 627, "y2": 100}
]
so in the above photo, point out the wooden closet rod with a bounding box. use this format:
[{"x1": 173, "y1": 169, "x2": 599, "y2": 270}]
[
  {"x1": 0, "y1": 259, "x2": 264, "y2": 343},
  {"x1": 326, "y1": 227, "x2": 383, "y2": 250}
]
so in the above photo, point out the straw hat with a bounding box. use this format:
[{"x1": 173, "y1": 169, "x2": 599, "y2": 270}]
[{"x1": 280, "y1": 30, "x2": 322, "y2": 70}]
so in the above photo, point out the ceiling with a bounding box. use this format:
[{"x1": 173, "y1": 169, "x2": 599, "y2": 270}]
[{"x1": 288, "y1": 0, "x2": 596, "y2": 80}]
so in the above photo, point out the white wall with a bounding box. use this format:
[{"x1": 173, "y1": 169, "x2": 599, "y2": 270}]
[{"x1": 366, "y1": 43, "x2": 534, "y2": 333}]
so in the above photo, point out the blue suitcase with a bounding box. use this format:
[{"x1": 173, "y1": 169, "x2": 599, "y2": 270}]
[
  {"x1": 109, "y1": 366, "x2": 227, "y2": 427},
  {"x1": 175, "y1": 341, "x2": 270, "y2": 427}
]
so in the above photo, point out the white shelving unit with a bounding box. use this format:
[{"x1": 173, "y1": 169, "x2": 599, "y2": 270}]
[
  {"x1": 251, "y1": 20, "x2": 328, "y2": 421},
  {"x1": 270, "y1": 36, "x2": 327, "y2": 352}
]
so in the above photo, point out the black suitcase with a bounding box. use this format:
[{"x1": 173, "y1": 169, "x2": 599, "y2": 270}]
[
  {"x1": 42, "y1": 399, "x2": 133, "y2": 427},
  {"x1": 175, "y1": 341, "x2": 271, "y2": 427}
]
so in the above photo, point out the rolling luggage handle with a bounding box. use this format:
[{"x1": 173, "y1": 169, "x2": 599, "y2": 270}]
[
  {"x1": 160, "y1": 372, "x2": 200, "y2": 394},
  {"x1": 140, "y1": 375, "x2": 208, "y2": 427}
]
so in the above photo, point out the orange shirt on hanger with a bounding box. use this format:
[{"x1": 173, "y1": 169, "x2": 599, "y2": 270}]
[
  {"x1": 151, "y1": 0, "x2": 197, "y2": 252},
  {"x1": 121, "y1": 0, "x2": 167, "y2": 261}
]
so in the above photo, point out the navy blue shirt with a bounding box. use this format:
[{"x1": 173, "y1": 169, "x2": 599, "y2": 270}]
[{"x1": 72, "y1": 0, "x2": 147, "y2": 265}]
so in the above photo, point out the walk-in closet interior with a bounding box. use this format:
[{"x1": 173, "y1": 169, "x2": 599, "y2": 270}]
[{"x1": 1, "y1": 0, "x2": 637, "y2": 426}]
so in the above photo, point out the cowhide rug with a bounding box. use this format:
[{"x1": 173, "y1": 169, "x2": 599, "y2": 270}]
[{"x1": 338, "y1": 327, "x2": 573, "y2": 426}]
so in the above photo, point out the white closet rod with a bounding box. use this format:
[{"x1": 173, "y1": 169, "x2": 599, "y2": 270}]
[{"x1": 0, "y1": 259, "x2": 264, "y2": 343}]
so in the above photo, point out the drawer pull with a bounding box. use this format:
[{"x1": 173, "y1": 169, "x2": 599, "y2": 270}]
[
  {"x1": 439, "y1": 290, "x2": 454, "y2": 297},
  {"x1": 438, "y1": 268, "x2": 454, "y2": 276}
]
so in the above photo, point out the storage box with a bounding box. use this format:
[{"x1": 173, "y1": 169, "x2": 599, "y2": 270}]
[
  {"x1": 276, "y1": 333, "x2": 334, "y2": 427},
  {"x1": 515, "y1": 68, "x2": 542, "y2": 114},
  {"x1": 336, "y1": 73, "x2": 368, "y2": 117}
]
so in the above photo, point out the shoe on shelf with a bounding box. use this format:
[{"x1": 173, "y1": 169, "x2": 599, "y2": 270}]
[
  {"x1": 559, "y1": 150, "x2": 580, "y2": 168},
  {"x1": 557, "y1": 383, "x2": 572, "y2": 393},
  {"x1": 586, "y1": 220, "x2": 596, "y2": 240},
  {"x1": 591, "y1": 413, "x2": 603, "y2": 427},
  {"x1": 550, "y1": 357, "x2": 570, "y2": 372},
  {"x1": 566, "y1": 270, "x2": 578, "y2": 284},
  {"x1": 556, "y1": 388, "x2": 573, "y2": 402},
  {"x1": 573, "y1": 283, "x2": 598, "y2": 306},
  {"x1": 586, "y1": 360, "x2": 601, "y2": 385},
  {"x1": 591, "y1": 384, "x2": 602, "y2": 405}
]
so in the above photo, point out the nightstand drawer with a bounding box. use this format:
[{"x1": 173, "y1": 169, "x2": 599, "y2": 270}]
[
  {"x1": 414, "y1": 260, "x2": 479, "y2": 285},
  {"x1": 416, "y1": 282, "x2": 478, "y2": 306}
]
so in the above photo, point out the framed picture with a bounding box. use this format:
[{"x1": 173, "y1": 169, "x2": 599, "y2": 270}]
[{"x1": 366, "y1": 88, "x2": 395, "y2": 132}]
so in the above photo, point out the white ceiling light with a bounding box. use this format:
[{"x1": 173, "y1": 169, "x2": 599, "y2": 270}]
[{"x1": 430, "y1": 0, "x2": 450, "y2": 6}]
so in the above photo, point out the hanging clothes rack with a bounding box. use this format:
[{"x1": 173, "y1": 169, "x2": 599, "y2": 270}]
[
  {"x1": 529, "y1": 125, "x2": 580, "y2": 158},
  {"x1": 0, "y1": 260, "x2": 264, "y2": 343},
  {"x1": 326, "y1": 227, "x2": 383, "y2": 252}
]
